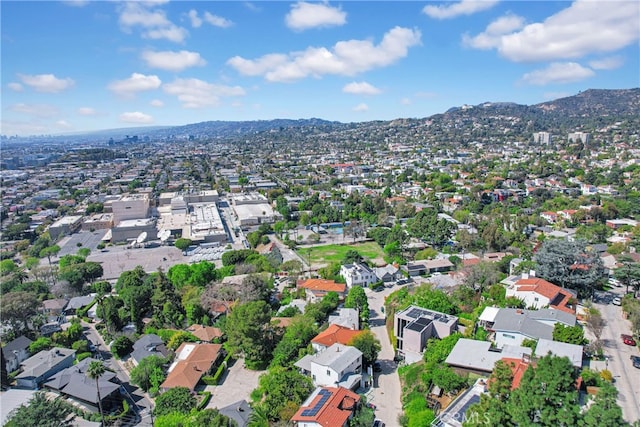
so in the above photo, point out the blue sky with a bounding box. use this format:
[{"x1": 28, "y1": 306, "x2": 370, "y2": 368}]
[{"x1": 2, "y1": 0, "x2": 639, "y2": 136}]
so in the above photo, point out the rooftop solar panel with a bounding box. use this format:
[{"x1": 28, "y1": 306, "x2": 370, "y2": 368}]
[{"x1": 301, "y1": 389, "x2": 332, "y2": 417}]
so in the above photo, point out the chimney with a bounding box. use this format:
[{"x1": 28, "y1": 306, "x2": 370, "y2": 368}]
[{"x1": 522, "y1": 273, "x2": 529, "y2": 280}]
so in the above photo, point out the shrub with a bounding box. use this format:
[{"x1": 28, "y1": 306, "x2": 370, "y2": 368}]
[
  {"x1": 110, "y1": 336, "x2": 133, "y2": 359},
  {"x1": 76, "y1": 352, "x2": 92, "y2": 362},
  {"x1": 600, "y1": 369, "x2": 613, "y2": 382}
]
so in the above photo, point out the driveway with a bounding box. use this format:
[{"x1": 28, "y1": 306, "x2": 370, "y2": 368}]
[
  {"x1": 205, "y1": 358, "x2": 264, "y2": 409},
  {"x1": 365, "y1": 286, "x2": 403, "y2": 426},
  {"x1": 589, "y1": 291, "x2": 640, "y2": 423}
]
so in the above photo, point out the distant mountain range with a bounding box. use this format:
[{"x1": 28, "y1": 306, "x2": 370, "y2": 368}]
[{"x1": 4, "y1": 88, "x2": 638, "y2": 143}]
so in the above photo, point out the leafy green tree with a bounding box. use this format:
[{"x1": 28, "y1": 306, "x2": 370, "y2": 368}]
[
  {"x1": 225, "y1": 301, "x2": 275, "y2": 369},
  {"x1": 87, "y1": 360, "x2": 106, "y2": 426},
  {"x1": 154, "y1": 387, "x2": 197, "y2": 416},
  {"x1": 39, "y1": 245, "x2": 60, "y2": 267},
  {"x1": 431, "y1": 365, "x2": 467, "y2": 393},
  {"x1": 614, "y1": 255, "x2": 640, "y2": 295},
  {"x1": 534, "y1": 239, "x2": 604, "y2": 297},
  {"x1": 552, "y1": 323, "x2": 587, "y2": 345},
  {"x1": 270, "y1": 315, "x2": 318, "y2": 368},
  {"x1": 348, "y1": 330, "x2": 381, "y2": 367},
  {"x1": 110, "y1": 335, "x2": 133, "y2": 359},
  {"x1": 344, "y1": 286, "x2": 369, "y2": 323},
  {"x1": 582, "y1": 382, "x2": 626, "y2": 427},
  {"x1": 423, "y1": 333, "x2": 462, "y2": 364},
  {"x1": 342, "y1": 249, "x2": 364, "y2": 265},
  {"x1": 413, "y1": 284, "x2": 458, "y2": 315},
  {"x1": 174, "y1": 238, "x2": 192, "y2": 251},
  {"x1": 0, "y1": 259, "x2": 17, "y2": 275},
  {"x1": 1, "y1": 291, "x2": 39, "y2": 333},
  {"x1": 29, "y1": 337, "x2": 54, "y2": 354},
  {"x1": 508, "y1": 355, "x2": 581, "y2": 426},
  {"x1": 250, "y1": 367, "x2": 314, "y2": 421},
  {"x1": 5, "y1": 392, "x2": 73, "y2": 427},
  {"x1": 130, "y1": 355, "x2": 166, "y2": 392}
]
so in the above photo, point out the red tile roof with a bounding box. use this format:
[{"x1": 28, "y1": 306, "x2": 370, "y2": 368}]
[
  {"x1": 299, "y1": 279, "x2": 346, "y2": 294},
  {"x1": 514, "y1": 277, "x2": 576, "y2": 314},
  {"x1": 186, "y1": 324, "x2": 222, "y2": 342},
  {"x1": 312, "y1": 324, "x2": 362, "y2": 347},
  {"x1": 160, "y1": 343, "x2": 222, "y2": 391},
  {"x1": 291, "y1": 387, "x2": 360, "y2": 427},
  {"x1": 500, "y1": 357, "x2": 532, "y2": 390}
]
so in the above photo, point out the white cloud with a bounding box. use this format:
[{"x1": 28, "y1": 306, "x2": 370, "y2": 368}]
[
  {"x1": 188, "y1": 10, "x2": 202, "y2": 28},
  {"x1": 227, "y1": 26, "x2": 421, "y2": 82},
  {"x1": 353, "y1": 103, "x2": 369, "y2": 112},
  {"x1": 163, "y1": 78, "x2": 245, "y2": 108},
  {"x1": 119, "y1": 111, "x2": 154, "y2": 124},
  {"x1": 10, "y1": 103, "x2": 58, "y2": 117},
  {"x1": 400, "y1": 98, "x2": 412, "y2": 105},
  {"x1": 588, "y1": 56, "x2": 624, "y2": 70},
  {"x1": 8, "y1": 82, "x2": 23, "y2": 92},
  {"x1": 423, "y1": 0, "x2": 499, "y2": 19},
  {"x1": 18, "y1": 73, "x2": 75, "y2": 93},
  {"x1": 78, "y1": 107, "x2": 97, "y2": 116},
  {"x1": 143, "y1": 25, "x2": 188, "y2": 43},
  {"x1": 141, "y1": 50, "x2": 206, "y2": 72},
  {"x1": 285, "y1": 2, "x2": 347, "y2": 31},
  {"x1": 55, "y1": 120, "x2": 73, "y2": 129},
  {"x1": 342, "y1": 81, "x2": 381, "y2": 95},
  {"x1": 466, "y1": 0, "x2": 640, "y2": 62},
  {"x1": 203, "y1": 11, "x2": 233, "y2": 28},
  {"x1": 521, "y1": 62, "x2": 595, "y2": 85},
  {"x1": 108, "y1": 73, "x2": 162, "y2": 96},
  {"x1": 463, "y1": 14, "x2": 525, "y2": 49},
  {"x1": 118, "y1": 2, "x2": 188, "y2": 43},
  {"x1": 150, "y1": 99, "x2": 165, "y2": 107}
]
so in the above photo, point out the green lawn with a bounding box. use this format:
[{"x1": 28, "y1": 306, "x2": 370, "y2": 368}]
[{"x1": 296, "y1": 242, "x2": 385, "y2": 266}]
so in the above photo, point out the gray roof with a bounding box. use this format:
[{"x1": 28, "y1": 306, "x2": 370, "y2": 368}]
[
  {"x1": 535, "y1": 338, "x2": 583, "y2": 368},
  {"x1": 492, "y1": 308, "x2": 576, "y2": 340},
  {"x1": 328, "y1": 308, "x2": 359, "y2": 329},
  {"x1": 16, "y1": 347, "x2": 76, "y2": 380},
  {"x1": 131, "y1": 334, "x2": 168, "y2": 363},
  {"x1": 218, "y1": 400, "x2": 252, "y2": 427},
  {"x1": 312, "y1": 343, "x2": 362, "y2": 373},
  {"x1": 66, "y1": 294, "x2": 96, "y2": 311},
  {"x1": 45, "y1": 358, "x2": 119, "y2": 404},
  {"x1": 3, "y1": 335, "x2": 33, "y2": 359},
  {"x1": 0, "y1": 389, "x2": 37, "y2": 425},
  {"x1": 445, "y1": 338, "x2": 531, "y2": 372}
]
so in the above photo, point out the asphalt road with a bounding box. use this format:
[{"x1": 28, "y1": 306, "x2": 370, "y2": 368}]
[
  {"x1": 589, "y1": 290, "x2": 640, "y2": 424},
  {"x1": 81, "y1": 321, "x2": 154, "y2": 426},
  {"x1": 365, "y1": 286, "x2": 403, "y2": 426}
]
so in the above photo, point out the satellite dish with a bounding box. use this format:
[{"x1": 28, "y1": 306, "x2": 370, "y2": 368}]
[
  {"x1": 160, "y1": 229, "x2": 170, "y2": 242},
  {"x1": 136, "y1": 231, "x2": 148, "y2": 244}
]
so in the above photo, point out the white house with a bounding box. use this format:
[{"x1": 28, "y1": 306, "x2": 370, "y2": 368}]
[
  {"x1": 339, "y1": 263, "x2": 377, "y2": 288},
  {"x1": 492, "y1": 308, "x2": 576, "y2": 349},
  {"x1": 3, "y1": 336, "x2": 32, "y2": 373},
  {"x1": 504, "y1": 276, "x2": 576, "y2": 314},
  {"x1": 15, "y1": 347, "x2": 76, "y2": 389},
  {"x1": 295, "y1": 343, "x2": 363, "y2": 390}
]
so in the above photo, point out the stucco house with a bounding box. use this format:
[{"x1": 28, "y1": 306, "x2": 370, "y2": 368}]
[
  {"x1": 295, "y1": 343, "x2": 363, "y2": 390},
  {"x1": 15, "y1": 347, "x2": 76, "y2": 389}
]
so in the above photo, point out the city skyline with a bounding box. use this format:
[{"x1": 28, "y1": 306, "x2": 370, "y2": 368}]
[{"x1": 2, "y1": 0, "x2": 639, "y2": 136}]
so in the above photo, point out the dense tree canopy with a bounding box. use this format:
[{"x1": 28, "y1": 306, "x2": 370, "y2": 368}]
[
  {"x1": 154, "y1": 387, "x2": 197, "y2": 417},
  {"x1": 5, "y1": 392, "x2": 73, "y2": 427},
  {"x1": 534, "y1": 239, "x2": 604, "y2": 297},
  {"x1": 225, "y1": 300, "x2": 276, "y2": 369},
  {"x1": 251, "y1": 366, "x2": 314, "y2": 422}
]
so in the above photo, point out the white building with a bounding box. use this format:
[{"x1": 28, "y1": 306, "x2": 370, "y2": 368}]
[
  {"x1": 533, "y1": 132, "x2": 552, "y2": 145},
  {"x1": 567, "y1": 132, "x2": 590, "y2": 144},
  {"x1": 339, "y1": 263, "x2": 377, "y2": 288},
  {"x1": 111, "y1": 194, "x2": 150, "y2": 225},
  {"x1": 294, "y1": 343, "x2": 363, "y2": 390}
]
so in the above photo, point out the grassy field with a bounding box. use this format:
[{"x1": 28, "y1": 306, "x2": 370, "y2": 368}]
[{"x1": 296, "y1": 242, "x2": 385, "y2": 266}]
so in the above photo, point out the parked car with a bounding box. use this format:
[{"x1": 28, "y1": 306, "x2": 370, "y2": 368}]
[
  {"x1": 621, "y1": 334, "x2": 637, "y2": 346},
  {"x1": 631, "y1": 355, "x2": 640, "y2": 369},
  {"x1": 373, "y1": 420, "x2": 385, "y2": 427},
  {"x1": 612, "y1": 296, "x2": 622, "y2": 306},
  {"x1": 373, "y1": 361, "x2": 382, "y2": 372}
]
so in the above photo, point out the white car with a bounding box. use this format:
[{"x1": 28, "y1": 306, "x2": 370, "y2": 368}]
[{"x1": 612, "y1": 296, "x2": 622, "y2": 306}]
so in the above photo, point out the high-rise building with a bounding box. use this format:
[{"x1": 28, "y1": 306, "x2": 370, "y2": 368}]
[
  {"x1": 532, "y1": 132, "x2": 552, "y2": 145},
  {"x1": 567, "y1": 131, "x2": 590, "y2": 144}
]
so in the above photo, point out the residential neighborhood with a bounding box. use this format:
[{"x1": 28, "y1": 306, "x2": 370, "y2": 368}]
[{"x1": 1, "y1": 87, "x2": 640, "y2": 427}]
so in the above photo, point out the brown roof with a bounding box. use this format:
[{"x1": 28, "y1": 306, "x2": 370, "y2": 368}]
[
  {"x1": 298, "y1": 279, "x2": 346, "y2": 294},
  {"x1": 160, "y1": 343, "x2": 222, "y2": 391},
  {"x1": 186, "y1": 325, "x2": 223, "y2": 342},
  {"x1": 291, "y1": 387, "x2": 360, "y2": 427},
  {"x1": 271, "y1": 317, "x2": 294, "y2": 328},
  {"x1": 312, "y1": 324, "x2": 362, "y2": 347}
]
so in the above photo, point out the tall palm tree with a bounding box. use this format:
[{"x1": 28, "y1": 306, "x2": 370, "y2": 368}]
[
  {"x1": 87, "y1": 360, "x2": 106, "y2": 426},
  {"x1": 247, "y1": 404, "x2": 269, "y2": 427}
]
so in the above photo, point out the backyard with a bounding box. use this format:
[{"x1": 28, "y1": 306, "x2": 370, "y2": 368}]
[{"x1": 296, "y1": 242, "x2": 386, "y2": 268}]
